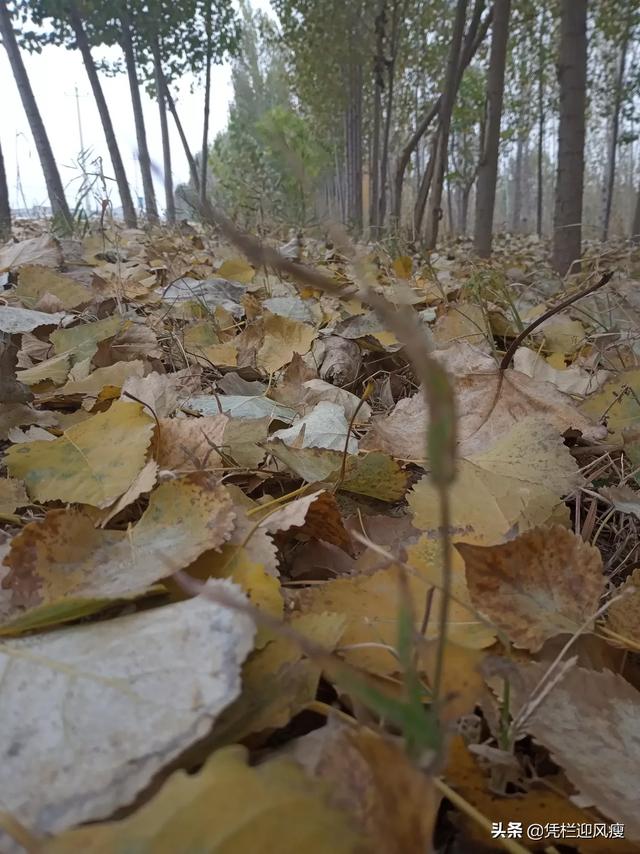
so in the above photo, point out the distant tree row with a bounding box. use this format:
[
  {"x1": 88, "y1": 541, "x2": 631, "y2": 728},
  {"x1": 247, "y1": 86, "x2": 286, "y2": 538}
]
[{"x1": 3, "y1": 0, "x2": 640, "y2": 274}]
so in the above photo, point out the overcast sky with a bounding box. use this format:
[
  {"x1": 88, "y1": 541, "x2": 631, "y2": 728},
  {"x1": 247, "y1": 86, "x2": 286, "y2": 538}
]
[{"x1": 1, "y1": 0, "x2": 272, "y2": 214}]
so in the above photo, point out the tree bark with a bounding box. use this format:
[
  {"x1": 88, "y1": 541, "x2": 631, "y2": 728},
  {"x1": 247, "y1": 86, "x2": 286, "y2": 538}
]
[
  {"x1": 119, "y1": 4, "x2": 158, "y2": 223},
  {"x1": 200, "y1": 0, "x2": 213, "y2": 206},
  {"x1": 512, "y1": 135, "x2": 524, "y2": 232},
  {"x1": 164, "y1": 84, "x2": 200, "y2": 192},
  {"x1": 0, "y1": 137, "x2": 11, "y2": 242},
  {"x1": 536, "y1": 7, "x2": 545, "y2": 236},
  {"x1": 423, "y1": 0, "x2": 469, "y2": 248},
  {"x1": 67, "y1": 0, "x2": 137, "y2": 227},
  {"x1": 552, "y1": 0, "x2": 587, "y2": 276},
  {"x1": 474, "y1": 0, "x2": 511, "y2": 257},
  {"x1": 0, "y1": 1, "x2": 72, "y2": 228},
  {"x1": 369, "y1": 3, "x2": 385, "y2": 236},
  {"x1": 152, "y1": 38, "x2": 175, "y2": 223},
  {"x1": 601, "y1": 25, "x2": 629, "y2": 241},
  {"x1": 378, "y1": 0, "x2": 400, "y2": 228},
  {"x1": 345, "y1": 60, "x2": 363, "y2": 234}
]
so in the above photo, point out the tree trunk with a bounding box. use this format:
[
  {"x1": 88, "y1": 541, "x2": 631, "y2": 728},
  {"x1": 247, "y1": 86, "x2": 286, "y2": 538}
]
[
  {"x1": 200, "y1": 0, "x2": 213, "y2": 206},
  {"x1": 369, "y1": 3, "x2": 385, "y2": 236},
  {"x1": 601, "y1": 26, "x2": 629, "y2": 241},
  {"x1": 0, "y1": 137, "x2": 11, "y2": 242},
  {"x1": 0, "y1": 1, "x2": 72, "y2": 228},
  {"x1": 423, "y1": 0, "x2": 469, "y2": 248},
  {"x1": 474, "y1": 0, "x2": 511, "y2": 257},
  {"x1": 119, "y1": 4, "x2": 158, "y2": 223},
  {"x1": 152, "y1": 38, "x2": 175, "y2": 223},
  {"x1": 632, "y1": 186, "x2": 640, "y2": 243},
  {"x1": 536, "y1": 7, "x2": 545, "y2": 236},
  {"x1": 346, "y1": 60, "x2": 363, "y2": 234},
  {"x1": 393, "y1": 0, "x2": 491, "y2": 228},
  {"x1": 413, "y1": 133, "x2": 437, "y2": 238},
  {"x1": 163, "y1": 84, "x2": 200, "y2": 193},
  {"x1": 552, "y1": 0, "x2": 587, "y2": 276},
  {"x1": 378, "y1": 0, "x2": 400, "y2": 228},
  {"x1": 512, "y1": 135, "x2": 524, "y2": 232},
  {"x1": 67, "y1": 0, "x2": 137, "y2": 227}
]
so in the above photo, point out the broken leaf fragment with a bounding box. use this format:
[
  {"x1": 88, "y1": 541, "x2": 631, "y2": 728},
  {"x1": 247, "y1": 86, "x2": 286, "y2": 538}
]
[
  {"x1": 4, "y1": 400, "x2": 155, "y2": 508},
  {"x1": 0, "y1": 582, "x2": 256, "y2": 841}
]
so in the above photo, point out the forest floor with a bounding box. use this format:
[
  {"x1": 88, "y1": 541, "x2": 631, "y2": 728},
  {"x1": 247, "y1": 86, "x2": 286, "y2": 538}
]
[{"x1": 1, "y1": 217, "x2": 640, "y2": 853}]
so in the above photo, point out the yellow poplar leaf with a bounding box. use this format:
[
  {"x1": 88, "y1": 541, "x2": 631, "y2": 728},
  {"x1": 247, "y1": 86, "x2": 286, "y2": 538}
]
[
  {"x1": 433, "y1": 303, "x2": 491, "y2": 351},
  {"x1": 15, "y1": 265, "x2": 91, "y2": 309},
  {"x1": 49, "y1": 360, "x2": 146, "y2": 400},
  {"x1": 44, "y1": 745, "x2": 361, "y2": 854},
  {"x1": 580, "y1": 368, "x2": 640, "y2": 440},
  {"x1": 532, "y1": 313, "x2": 585, "y2": 354},
  {"x1": 256, "y1": 311, "x2": 317, "y2": 374},
  {"x1": 217, "y1": 257, "x2": 256, "y2": 283},
  {"x1": 17, "y1": 351, "x2": 72, "y2": 386},
  {"x1": 156, "y1": 414, "x2": 228, "y2": 472},
  {"x1": 420, "y1": 640, "x2": 485, "y2": 721},
  {"x1": 457, "y1": 525, "x2": 604, "y2": 652},
  {"x1": 408, "y1": 418, "x2": 580, "y2": 544},
  {"x1": 392, "y1": 255, "x2": 413, "y2": 279},
  {"x1": 0, "y1": 477, "x2": 28, "y2": 515},
  {"x1": 0, "y1": 473, "x2": 235, "y2": 632},
  {"x1": 4, "y1": 400, "x2": 155, "y2": 507}
]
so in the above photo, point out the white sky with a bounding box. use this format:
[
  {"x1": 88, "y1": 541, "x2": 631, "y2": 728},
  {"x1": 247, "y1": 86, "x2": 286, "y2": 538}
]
[{"x1": 1, "y1": 0, "x2": 272, "y2": 214}]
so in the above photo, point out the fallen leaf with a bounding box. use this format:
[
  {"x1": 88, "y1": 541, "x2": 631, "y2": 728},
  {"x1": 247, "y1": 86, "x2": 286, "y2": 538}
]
[
  {"x1": 606, "y1": 568, "x2": 640, "y2": 647},
  {"x1": 4, "y1": 400, "x2": 155, "y2": 507},
  {"x1": 0, "y1": 582, "x2": 255, "y2": 841},
  {"x1": 0, "y1": 305, "x2": 66, "y2": 333},
  {"x1": 457, "y1": 525, "x2": 604, "y2": 652},
  {"x1": 50, "y1": 315, "x2": 124, "y2": 361},
  {"x1": 44, "y1": 743, "x2": 360, "y2": 854},
  {"x1": 0, "y1": 477, "x2": 28, "y2": 515},
  {"x1": 272, "y1": 401, "x2": 358, "y2": 452},
  {"x1": 217, "y1": 256, "x2": 255, "y2": 283},
  {"x1": 600, "y1": 484, "x2": 640, "y2": 518},
  {"x1": 122, "y1": 367, "x2": 201, "y2": 418},
  {"x1": 0, "y1": 234, "x2": 62, "y2": 271},
  {"x1": 256, "y1": 311, "x2": 317, "y2": 374},
  {"x1": 0, "y1": 473, "x2": 235, "y2": 631},
  {"x1": 505, "y1": 660, "x2": 640, "y2": 839},
  {"x1": 14, "y1": 265, "x2": 91, "y2": 310},
  {"x1": 157, "y1": 414, "x2": 228, "y2": 471},
  {"x1": 0, "y1": 403, "x2": 58, "y2": 440},
  {"x1": 579, "y1": 369, "x2": 640, "y2": 441},
  {"x1": 514, "y1": 347, "x2": 611, "y2": 396}
]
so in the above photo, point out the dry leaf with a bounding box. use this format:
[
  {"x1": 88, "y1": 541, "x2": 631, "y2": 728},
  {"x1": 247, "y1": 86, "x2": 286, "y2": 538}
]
[
  {"x1": 0, "y1": 477, "x2": 28, "y2": 515},
  {"x1": 0, "y1": 305, "x2": 66, "y2": 333},
  {"x1": 0, "y1": 582, "x2": 255, "y2": 843},
  {"x1": 606, "y1": 568, "x2": 640, "y2": 647},
  {"x1": 0, "y1": 234, "x2": 62, "y2": 271},
  {"x1": 4, "y1": 400, "x2": 155, "y2": 507},
  {"x1": 256, "y1": 311, "x2": 317, "y2": 374},
  {"x1": 0, "y1": 473, "x2": 235, "y2": 631},
  {"x1": 157, "y1": 414, "x2": 228, "y2": 471},
  {"x1": 506, "y1": 660, "x2": 640, "y2": 839},
  {"x1": 44, "y1": 744, "x2": 360, "y2": 854},
  {"x1": 457, "y1": 525, "x2": 604, "y2": 651},
  {"x1": 579, "y1": 369, "x2": 640, "y2": 441},
  {"x1": 272, "y1": 401, "x2": 357, "y2": 452},
  {"x1": 14, "y1": 264, "x2": 91, "y2": 310},
  {"x1": 514, "y1": 347, "x2": 610, "y2": 396}
]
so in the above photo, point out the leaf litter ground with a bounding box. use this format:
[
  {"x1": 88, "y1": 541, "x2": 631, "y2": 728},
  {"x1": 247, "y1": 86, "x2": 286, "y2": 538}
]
[{"x1": 1, "y1": 223, "x2": 640, "y2": 852}]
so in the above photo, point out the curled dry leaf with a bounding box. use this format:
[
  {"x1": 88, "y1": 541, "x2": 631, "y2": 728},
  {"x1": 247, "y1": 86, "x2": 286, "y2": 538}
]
[
  {"x1": 312, "y1": 335, "x2": 362, "y2": 386},
  {"x1": 4, "y1": 400, "x2": 155, "y2": 508},
  {"x1": 505, "y1": 660, "x2": 640, "y2": 840},
  {"x1": 458, "y1": 525, "x2": 604, "y2": 651},
  {"x1": 44, "y1": 744, "x2": 360, "y2": 854},
  {"x1": 513, "y1": 347, "x2": 610, "y2": 397},
  {"x1": 0, "y1": 473, "x2": 236, "y2": 632},
  {"x1": 0, "y1": 582, "x2": 256, "y2": 843}
]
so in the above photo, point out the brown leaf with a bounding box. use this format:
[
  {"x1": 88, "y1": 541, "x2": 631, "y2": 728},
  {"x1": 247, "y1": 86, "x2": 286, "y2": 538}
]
[
  {"x1": 458, "y1": 526, "x2": 604, "y2": 651},
  {"x1": 156, "y1": 415, "x2": 228, "y2": 471},
  {"x1": 506, "y1": 660, "x2": 640, "y2": 839}
]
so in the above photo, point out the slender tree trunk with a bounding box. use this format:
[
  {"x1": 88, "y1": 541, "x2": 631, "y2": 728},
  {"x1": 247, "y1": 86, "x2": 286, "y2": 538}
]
[
  {"x1": 536, "y1": 7, "x2": 545, "y2": 236},
  {"x1": 474, "y1": 0, "x2": 511, "y2": 257},
  {"x1": 369, "y1": 3, "x2": 385, "y2": 236},
  {"x1": 0, "y1": 1, "x2": 72, "y2": 228},
  {"x1": 632, "y1": 186, "x2": 640, "y2": 243},
  {"x1": 413, "y1": 133, "x2": 437, "y2": 238},
  {"x1": 423, "y1": 0, "x2": 469, "y2": 248},
  {"x1": 152, "y1": 38, "x2": 174, "y2": 223},
  {"x1": 67, "y1": 0, "x2": 137, "y2": 227},
  {"x1": 552, "y1": 0, "x2": 587, "y2": 276},
  {"x1": 512, "y1": 135, "x2": 524, "y2": 232},
  {"x1": 164, "y1": 84, "x2": 200, "y2": 192},
  {"x1": 601, "y1": 27, "x2": 629, "y2": 241},
  {"x1": 346, "y1": 61, "x2": 364, "y2": 234},
  {"x1": 200, "y1": 0, "x2": 213, "y2": 205},
  {"x1": 0, "y1": 137, "x2": 11, "y2": 242},
  {"x1": 119, "y1": 5, "x2": 158, "y2": 223},
  {"x1": 393, "y1": 0, "x2": 491, "y2": 228},
  {"x1": 378, "y1": 0, "x2": 400, "y2": 228}
]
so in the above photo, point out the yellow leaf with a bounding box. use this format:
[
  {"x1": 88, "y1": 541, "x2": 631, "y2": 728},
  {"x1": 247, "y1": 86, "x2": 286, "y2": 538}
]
[
  {"x1": 256, "y1": 311, "x2": 317, "y2": 374},
  {"x1": 217, "y1": 257, "x2": 255, "y2": 283},
  {"x1": 50, "y1": 315, "x2": 125, "y2": 359},
  {"x1": 44, "y1": 745, "x2": 361, "y2": 854},
  {"x1": 392, "y1": 255, "x2": 413, "y2": 279},
  {"x1": 14, "y1": 265, "x2": 91, "y2": 309},
  {"x1": 4, "y1": 400, "x2": 155, "y2": 507},
  {"x1": 0, "y1": 473, "x2": 235, "y2": 632},
  {"x1": 580, "y1": 368, "x2": 640, "y2": 440}
]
